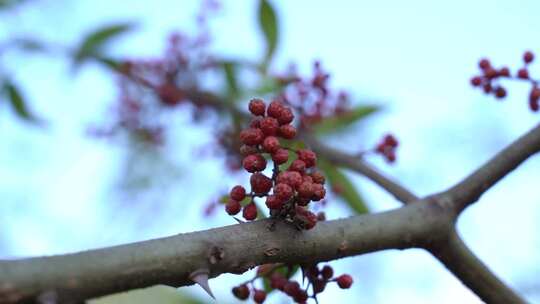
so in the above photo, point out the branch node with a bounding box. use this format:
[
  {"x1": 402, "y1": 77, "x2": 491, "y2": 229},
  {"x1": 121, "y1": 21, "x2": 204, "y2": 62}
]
[
  {"x1": 208, "y1": 246, "x2": 225, "y2": 265},
  {"x1": 264, "y1": 247, "x2": 280, "y2": 257}
]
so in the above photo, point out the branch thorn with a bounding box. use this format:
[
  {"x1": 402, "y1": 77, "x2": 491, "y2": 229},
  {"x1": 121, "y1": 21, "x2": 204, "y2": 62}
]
[{"x1": 189, "y1": 269, "x2": 215, "y2": 299}]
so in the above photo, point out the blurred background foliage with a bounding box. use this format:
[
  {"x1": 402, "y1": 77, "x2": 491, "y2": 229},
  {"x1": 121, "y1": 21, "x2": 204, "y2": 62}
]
[{"x1": 0, "y1": 0, "x2": 539, "y2": 303}]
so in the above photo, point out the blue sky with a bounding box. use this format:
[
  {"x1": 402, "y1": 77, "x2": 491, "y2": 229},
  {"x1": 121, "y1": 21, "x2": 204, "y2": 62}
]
[{"x1": 1, "y1": 0, "x2": 540, "y2": 303}]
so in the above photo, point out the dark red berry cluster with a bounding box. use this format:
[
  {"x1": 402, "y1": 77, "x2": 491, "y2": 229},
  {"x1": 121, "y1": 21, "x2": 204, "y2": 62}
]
[
  {"x1": 375, "y1": 134, "x2": 399, "y2": 163},
  {"x1": 470, "y1": 51, "x2": 540, "y2": 112},
  {"x1": 232, "y1": 264, "x2": 353, "y2": 303},
  {"x1": 225, "y1": 98, "x2": 326, "y2": 229}
]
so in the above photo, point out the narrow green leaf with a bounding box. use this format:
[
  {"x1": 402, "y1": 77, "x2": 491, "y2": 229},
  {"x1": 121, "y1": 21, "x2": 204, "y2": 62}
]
[
  {"x1": 313, "y1": 105, "x2": 379, "y2": 135},
  {"x1": 318, "y1": 158, "x2": 369, "y2": 214},
  {"x1": 0, "y1": 0, "x2": 27, "y2": 10},
  {"x1": 74, "y1": 22, "x2": 135, "y2": 64},
  {"x1": 257, "y1": 0, "x2": 278, "y2": 67},
  {"x1": 221, "y1": 61, "x2": 239, "y2": 99},
  {"x1": 278, "y1": 139, "x2": 304, "y2": 171},
  {"x1": 95, "y1": 56, "x2": 123, "y2": 71},
  {"x1": 3, "y1": 82, "x2": 39, "y2": 123}
]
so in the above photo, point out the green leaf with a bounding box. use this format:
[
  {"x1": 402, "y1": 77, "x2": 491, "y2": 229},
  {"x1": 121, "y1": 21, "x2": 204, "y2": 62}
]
[
  {"x1": 313, "y1": 105, "x2": 379, "y2": 135},
  {"x1": 221, "y1": 61, "x2": 240, "y2": 99},
  {"x1": 88, "y1": 285, "x2": 208, "y2": 304},
  {"x1": 0, "y1": 0, "x2": 27, "y2": 10},
  {"x1": 95, "y1": 56, "x2": 123, "y2": 71},
  {"x1": 3, "y1": 82, "x2": 40, "y2": 123},
  {"x1": 318, "y1": 158, "x2": 369, "y2": 214},
  {"x1": 277, "y1": 140, "x2": 304, "y2": 171},
  {"x1": 74, "y1": 22, "x2": 135, "y2": 65},
  {"x1": 257, "y1": 0, "x2": 278, "y2": 68}
]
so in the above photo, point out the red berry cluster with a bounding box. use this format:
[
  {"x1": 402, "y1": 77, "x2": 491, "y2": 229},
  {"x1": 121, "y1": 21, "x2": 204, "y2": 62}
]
[
  {"x1": 232, "y1": 264, "x2": 353, "y2": 303},
  {"x1": 470, "y1": 51, "x2": 540, "y2": 112},
  {"x1": 91, "y1": 1, "x2": 219, "y2": 145},
  {"x1": 274, "y1": 61, "x2": 351, "y2": 126},
  {"x1": 225, "y1": 99, "x2": 326, "y2": 229},
  {"x1": 375, "y1": 134, "x2": 399, "y2": 163}
]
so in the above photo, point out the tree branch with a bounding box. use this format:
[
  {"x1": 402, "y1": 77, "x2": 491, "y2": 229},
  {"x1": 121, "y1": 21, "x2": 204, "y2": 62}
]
[
  {"x1": 443, "y1": 123, "x2": 540, "y2": 213},
  {"x1": 429, "y1": 229, "x2": 526, "y2": 304},
  {"x1": 304, "y1": 127, "x2": 535, "y2": 304},
  {"x1": 0, "y1": 203, "x2": 450, "y2": 303},
  {"x1": 2, "y1": 85, "x2": 535, "y2": 303},
  {"x1": 303, "y1": 133, "x2": 418, "y2": 204}
]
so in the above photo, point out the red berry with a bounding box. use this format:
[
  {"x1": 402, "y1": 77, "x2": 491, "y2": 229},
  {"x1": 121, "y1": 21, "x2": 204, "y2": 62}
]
[
  {"x1": 297, "y1": 149, "x2": 317, "y2": 167},
  {"x1": 302, "y1": 174, "x2": 313, "y2": 184},
  {"x1": 499, "y1": 67, "x2": 510, "y2": 77},
  {"x1": 240, "y1": 128, "x2": 264, "y2": 146},
  {"x1": 278, "y1": 124, "x2": 297, "y2": 139},
  {"x1": 317, "y1": 211, "x2": 326, "y2": 221},
  {"x1": 478, "y1": 58, "x2": 491, "y2": 70},
  {"x1": 311, "y1": 183, "x2": 326, "y2": 201},
  {"x1": 303, "y1": 211, "x2": 318, "y2": 229},
  {"x1": 297, "y1": 197, "x2": 310, "y2": 206},
  {"x1": 243, "y1": 154, "x2": 267, "y2": 172},
  {"x1": 243, "y1": 202, "x2": 258, "y2": 220},
  {"x1": 267, "y1": 101, "x2": 285, "y2": 118},
  {"x1": 530, "y1": 87, "x2": 540, "y2": 102},
  {"x1": 262, "y1": 136, "x2": 280, "y2": 153},
  {"x1": 253, "y1": 289, "x2": 266, "y2": 303},
  {"x1": 294, "y1": 206, "x2": 317, "y2": 229},
  {"x1": 336, "y1": 274, "x2": 353, "y2": 289},
  {"x1": 265, "y1": 195, "x2": 283, "y2": 209},
  {"x1": 249, "y1": 98, "x2": 266, "y2": 116},
  {"x1": 321, "y1": 265, "x2": 334, "y2": 280},
  {"x1": 260, "y1": 117, "x2": 279, "y2": 136},
  {"x1": 249, "y1": 118, "x2": 262, "y2": 128},
  {"x1": 232, "y1": 284, "x2": 250, "y2": 300},
  {"x1": 529, "y1": 98, "x2": 539, "y2": 112},
  {"x1": 283, "y1": 281, "x2": 300, "y2": 296},
  {"x1": 305, "y1": 265, "x2": 319, "y2": 280},
  {"x1": 494, "y1": 86, "x2": 507, "y2": 99},
  {"x1": 278, "y1": 108, "x2": 294, "y2": 125},
  {"x1": 313, "y1": 278, "x2": 326, "y2": 294},
  {"x1": 289, "y1": 159, "x2": 306, "y2": 173},
  {"x1": 277, "y1": 171, "x2": 303, "y2": 189},
  {"x1": 240, "y1": 144, "x2": 258, "y2": 156},
  {"x1": 484, "y1": 68, "x2": 498, "y2": 79},
  {"x1": 524, "y1": 51, "x2": 534, "y2": 64},
  {"x1": 518, "y1": 68, "x2": 529, "y2": 79},
  {"x1": 483, "y1": 83, "x2": 492, "y2": 94},
  {"x1": 270, "y1": 273, "x2": 287, "y2": 290},
  {"x1": 157, "y1": 83, "x2": 183, "y2": 106},
  {"x1": 274, "y1": 183, "x2": 293, "y2": 201},
  {"x1": 383, "y1": 134, "x2": 398, "y2": 147},
  {"x1": 470, "y1": 76, "x2": 482, "y2": 87},
  {"x1": 385, "y1": 149, "x2": 396, "y2": 163},
  {"x1": 272, "y1": 148, "x2": 289, "y2": 165},
  {"x1": 230, "y1": 185, "x2": 246, "y2": 201},
  {"x1": 292, "y1": 289, "x2": 308, "y2": 303},
  {"x1": 225, "y1": 199, "x2": 241, "y2": 215},
  {"x1": 256, "y1": 264, "x2": 273, "y2": 276},
  {"x1": 297, "y1": 182, "x2": 314, "y2": 199},
  {"x1": 250, "y1": 172, "x2": 273, "y2": 194},
  {"x1": 311, "y1": 171, "x2": 325, "y2": 184}
]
